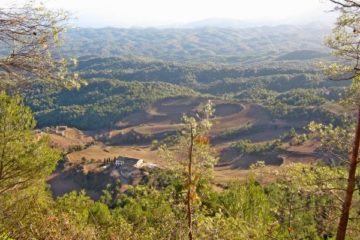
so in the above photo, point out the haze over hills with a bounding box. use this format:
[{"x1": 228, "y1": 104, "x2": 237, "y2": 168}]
[
  {"x1": 46, "y1": 0, "x2": 335, "y2": 28},
  {"x1": 163, "y1": 17, "x2": 334, "y2": 29},
  {"x1": 61, "y1": 24, "x2": 331, "y2": 64}
]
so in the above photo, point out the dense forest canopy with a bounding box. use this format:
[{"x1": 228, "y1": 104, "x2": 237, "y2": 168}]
[{"x1": 25, "y1": 80, "x2": 197, "y2": 129}]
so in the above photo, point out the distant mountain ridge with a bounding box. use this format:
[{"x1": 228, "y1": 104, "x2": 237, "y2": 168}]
[
  {"x1": 166, "y1": 18, "x2": 271, "y2": 28},
  {"x1": 61, "y1": 24, "x2": 331, "y2": 64},
  {"x1": 171, "y1": 18, "x2": 331, "y2": 29}
]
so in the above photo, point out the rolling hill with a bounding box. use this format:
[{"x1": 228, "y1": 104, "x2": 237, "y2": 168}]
[{"x1": 60, "y1": 24, "x2": 331, "y2": 64}]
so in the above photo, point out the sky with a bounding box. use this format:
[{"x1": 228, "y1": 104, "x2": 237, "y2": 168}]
[{"x1": 1, "y1": 0, "x2": 337, "y2": 28}]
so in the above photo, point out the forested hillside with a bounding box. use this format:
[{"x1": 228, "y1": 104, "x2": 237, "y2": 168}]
[
  {"x1": 25, "y1": 80, "x2": 197, "y2": 129},
  {"x1": 25, "y1": 56, "x2": 349, "y2": 130},
  {"x1": 20, "y1": 25, "x2": 339, "y2": 130},
  {"x1": 60, "y1": 24, "x2": 330, "y2": 63}
]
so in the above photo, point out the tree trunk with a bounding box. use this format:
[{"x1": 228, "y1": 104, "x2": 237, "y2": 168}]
[
  {"x1": 187, "y1": 126, "x2": 194, "y2": 240},
  {"x1": 336, "y1": 104, "x2": 360, "y2": 240}
]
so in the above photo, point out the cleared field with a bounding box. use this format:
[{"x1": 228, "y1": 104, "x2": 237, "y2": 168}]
[
  {"x1": 67, "y1": 144, "x2": 165, "y2": 165},
  {"x1": 43, "y1": 128, "x2": 94, "y2": 151},
  {"x1": 214, "y1": 103, "x2": 243, "y2": 117},
  {"x1": 281, "y1": 140, "x2": 321, "y2": 164},
  {"x1": 211, "y1": 104, "x2": 269, "y2": 134},
  {"x1": 52, "y1": 96, "x2": 323, "y2": 189},
  {"x1": 67, "y1": 145, "x2": 112, "y2": 163},
  {"x1": 134, "y1": 124, "x2": 183, "y2": 135},
  {"x1": 112, "y1": 97, "x2": 271, "y2": 143},
  {"x1": 70, "y1": 96, "x2": 318, "y2": 167},
  {"x1": 117, "y1": 97, "x2": 247, "y2": 128},
  {"x1": 214, "y1": 165, "x2": 285, "y2": 185}
]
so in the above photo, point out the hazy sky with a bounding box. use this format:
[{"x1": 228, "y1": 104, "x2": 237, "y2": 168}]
[{"x1": 2, "y1": 0, "x2": 336, "y2": 27}]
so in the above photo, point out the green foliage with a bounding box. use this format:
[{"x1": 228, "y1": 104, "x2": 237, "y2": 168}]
[
  {"x1": 89, "y1": 202, "x2": 112, "y2": 226},
  {"x1": 307, "y1": 121, "x2": 353, "y2": 163},
  {"x1": 262, "y1": 164, "x2": 350, "y2": 239},
  {"x1": 54, "y1": 190, "x2": 135, "y2": 239},
  {"x1": 116, "y1": 185, "x2": 184, "y2": 239},
  {"x1": 3, "y1": 163, "x2": 358, "y2": 239},
  {"x1": 235, "y1": 87, "x2": 277, "y2": 103},
  {"x1": 158, "y1": 101, "x2": 218, "y2": 237},
  {"x1": 0, "y1": 232, "x2": 13, "y2": 240},
  {"x1": 268, "y1": 101, "x2": 348, "y2": 126},
  {"x1": 22, "y1": 55, "x2": 351, "y2": 131},
  {"x1": 160, "y1": 102, "x2": 218, "y2": 178},
  {"x1": 232, "y1": 139, "x2": 281, "y2": 154},
  {"x1": 26, "y1": 80, "x2": 197, "y2": 129},
  {"x1": 220, "y1": 180, "x2": 273, "y2": 224},
  {"x1": 323, "y1": 5, "x2": 360, "y2": 106},
  {"x1": 275, "y1": 88, "x2": 326, "y2": 106},
  {"x1": 151, "y1": 132, "x2": 181, "y2": 150},
  {"x1": 73, "y1": 57, "x2": 347, "y2": 95},
  {"x1": 56, "y1": 190, "x2": 94, "y2": 224},
  {"x1": 195, "y1": 180, "x2": 283, "y2": 239},
  {"x1": 0, "y1": 92, "x2": 60, "y2": 195}
]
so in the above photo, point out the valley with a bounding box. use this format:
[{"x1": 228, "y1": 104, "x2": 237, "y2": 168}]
[
  {"x1": 31, "y1": 43, "x2": 349, "y2": 198},
  {"x1": 44, "y1": 94, "x2": 333, "y2": 198},
  {"x1": 4, "y1": 0, "x2": 360, "y2": 239}
]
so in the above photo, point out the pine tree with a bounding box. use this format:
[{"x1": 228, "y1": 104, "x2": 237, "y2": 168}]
[
  {"x1": 325, "y1": 1, "x2": 360, "y2": 239},
  {"x1": 159, "y1": 100, "x2": 218, "y2": 239},
  {"x1": 0, "y1": 92, "x2": 60, "y2": 196}
]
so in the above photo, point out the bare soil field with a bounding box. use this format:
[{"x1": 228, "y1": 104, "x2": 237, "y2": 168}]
[
  {"x1": 43, "y1": 128, "x2": 94, "y2": 151},
  {"x1": 112, "y1": 97, "x2": 271, "y2": 142},
  {"x1": 117, "y1": 97, "x2": 247, "y2": 128},
  {"x1": 66, "y1": 96, "x2": 321, "y2": 174},
  {"x1": 281, "y1": 140, "x2": 321, "y2": 164},
  {"x1": 214, "y1": 103, "x2": 243, "y2": 117},
  {"x1": 67, "y1": 144, "x2": 165, "y2": 165},
  {"x1": 134, "y1": 124, "x2": 183, "y2": 135},
  {"x1": 47, "y1": 96, "x2": 324, "y2": 197},
  {"x1": 67, "y1": 145, "x2": 113, "y2": 163}
]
